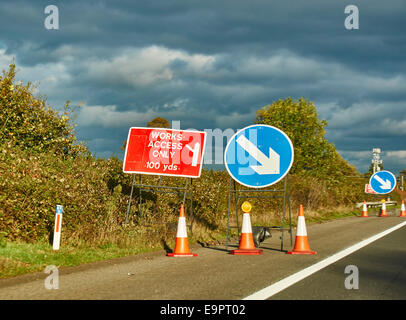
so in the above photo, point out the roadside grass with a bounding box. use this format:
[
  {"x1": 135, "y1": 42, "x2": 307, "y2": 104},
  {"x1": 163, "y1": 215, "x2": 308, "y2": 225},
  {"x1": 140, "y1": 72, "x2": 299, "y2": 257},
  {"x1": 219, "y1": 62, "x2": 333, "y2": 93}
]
[
  {"x1": 0, "y1": 239, "x2": 162, "y2": 279},
  {"x1": 0, "y1": 205, "x2": 398, "y2": 279},
  {"x1": 251, "y1": 205, "x2": 361, "y2": 228},
  {"x1": 304, "y1": 206, "x2": 360, "y2": 224}
]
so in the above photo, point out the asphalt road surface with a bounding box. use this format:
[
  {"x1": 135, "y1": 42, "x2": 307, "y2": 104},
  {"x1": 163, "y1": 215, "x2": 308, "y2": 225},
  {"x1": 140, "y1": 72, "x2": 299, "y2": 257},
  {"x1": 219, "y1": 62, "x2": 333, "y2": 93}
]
[
  {"x1": 1, "y1": 211, "x2": 405, "y2": 300},
  {"x1": 271, "y1": 226, "x2": 406, "y2": 299}
]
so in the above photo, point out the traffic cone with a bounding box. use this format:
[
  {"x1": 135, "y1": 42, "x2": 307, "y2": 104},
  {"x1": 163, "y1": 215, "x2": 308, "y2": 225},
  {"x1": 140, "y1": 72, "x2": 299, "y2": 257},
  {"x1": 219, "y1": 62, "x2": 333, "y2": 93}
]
[
  {"x1": 167, "y1": 204, "x2": 197, "y2": 257},
  {"x1": 287, "y1": 205, "x2": 316, "y2": 255},
  {"x1": 360, "y1": 201, "x2": 369, "y2": 217},
  {"x1": 230, "y1": 201, "x2": 263, "y2": 255},
  {"x1": 379, "y1": 200, "x2": 389, "y2": 217},
  {"x1": 399, "y1": 200, "x2": 406, "y2": 217}
]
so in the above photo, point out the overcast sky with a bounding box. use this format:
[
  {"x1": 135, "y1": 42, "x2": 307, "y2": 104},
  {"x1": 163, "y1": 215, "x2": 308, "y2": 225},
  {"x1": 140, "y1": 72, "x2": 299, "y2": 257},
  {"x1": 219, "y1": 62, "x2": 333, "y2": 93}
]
[{"x1": 1, "y1": 0, "x2": 405, "y2": 174}]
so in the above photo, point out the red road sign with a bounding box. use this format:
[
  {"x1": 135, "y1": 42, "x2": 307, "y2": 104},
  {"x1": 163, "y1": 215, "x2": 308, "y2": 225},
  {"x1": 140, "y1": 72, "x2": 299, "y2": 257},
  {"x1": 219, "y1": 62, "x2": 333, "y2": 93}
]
[
  {"x1": 123, "y1": 127, "x2": 207, "y2": 178},
  {"x1": 365, "y1": 184, "x2": 377, "y2": 194}
]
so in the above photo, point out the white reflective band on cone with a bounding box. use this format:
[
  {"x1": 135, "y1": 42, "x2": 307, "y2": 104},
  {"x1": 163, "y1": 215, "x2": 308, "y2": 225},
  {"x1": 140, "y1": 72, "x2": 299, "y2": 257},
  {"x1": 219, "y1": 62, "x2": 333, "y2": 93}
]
[
  {"x1": 296, "y1": 216, "x2": 307, "y2": 236},
  {"x1": 241, "y1": 213, "x2": 253, "y2": 234},
  {"x1": 382, "y1": 202, "x2": 386, "y2": 210},
  {"x1": 176, "y1": 217, "x2": 188, "y2": 238}
]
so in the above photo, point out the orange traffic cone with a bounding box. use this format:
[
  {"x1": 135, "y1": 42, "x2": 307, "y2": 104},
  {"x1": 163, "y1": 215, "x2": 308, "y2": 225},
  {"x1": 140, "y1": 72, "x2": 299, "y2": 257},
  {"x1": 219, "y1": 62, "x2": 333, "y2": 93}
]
[
  {"x1": 399, "y1": 200, "x2": 406, "y2": 217},
  {"x1": 287, "y1": 205, "x2": 316, "y2": 255},
  {"x1": 167, "y1": 204, "x2": 197, "y2": 257},
  {"x1": 361, "y1": 201, "x2": 369, "y2": 217},
  {"x1": 379, "y1": 200, "x2": 389, "y2": 217},
  {"x1": 230, "y1": 201, "x2": 263, "y2": 255}
]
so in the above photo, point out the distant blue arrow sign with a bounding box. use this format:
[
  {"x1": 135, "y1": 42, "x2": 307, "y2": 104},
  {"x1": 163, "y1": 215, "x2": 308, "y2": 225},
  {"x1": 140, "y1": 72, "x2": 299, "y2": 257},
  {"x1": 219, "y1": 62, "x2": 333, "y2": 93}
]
[
  {"x1": 369, "y1": 170, "x2": 396, "y2": 194},
  {"x1": 224, "y1": 124, "x2": 294, "y2": 188}
]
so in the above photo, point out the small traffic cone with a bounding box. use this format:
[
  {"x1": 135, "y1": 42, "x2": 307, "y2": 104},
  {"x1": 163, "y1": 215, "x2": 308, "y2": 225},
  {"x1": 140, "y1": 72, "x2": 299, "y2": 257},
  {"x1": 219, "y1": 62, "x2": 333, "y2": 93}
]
[
  {"x1": 360, "y1": 201, "x2": 369, "y2": 217},
  {"x1": 167, "y1": 204, "x2": 197, "y2": 257},
  {"x1": 399, "y1": 200, "x2": 406, "y2": 217},
  {"x1": 230, "y1": 201, "x2": 263, "y2": 255},
  {"x1": 379, "y1": 200, "x2": 389, "y2": 217},
  {"x1": 287, "y1": 205, "x2": 316, "y2": 255}
]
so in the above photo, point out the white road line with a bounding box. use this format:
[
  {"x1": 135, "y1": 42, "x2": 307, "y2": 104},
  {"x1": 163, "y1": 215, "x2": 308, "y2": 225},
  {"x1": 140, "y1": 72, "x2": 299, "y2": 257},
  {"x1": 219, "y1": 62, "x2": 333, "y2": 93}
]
[{"x1": 243, "y1": 220, "x2": 406, "y2": 300}]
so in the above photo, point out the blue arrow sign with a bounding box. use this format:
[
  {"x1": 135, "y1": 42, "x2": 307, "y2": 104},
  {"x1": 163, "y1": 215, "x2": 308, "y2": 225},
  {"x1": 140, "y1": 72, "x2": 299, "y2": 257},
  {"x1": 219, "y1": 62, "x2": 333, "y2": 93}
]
[
  {"x1": 369, "y1": 170, "x2": 396, "y2": 194},
  {"x1": 224, "y1": 124, "x2": 294, "y2": 188}
]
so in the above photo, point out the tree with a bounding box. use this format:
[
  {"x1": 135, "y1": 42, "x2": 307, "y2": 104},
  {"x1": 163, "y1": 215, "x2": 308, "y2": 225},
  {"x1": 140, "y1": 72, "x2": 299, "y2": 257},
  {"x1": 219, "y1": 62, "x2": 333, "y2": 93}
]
[
  {"x1": 147, "y1": 117, "x2": 170, "y2": 128},
  {"x1": 399, "y1": 170, "x2": 406, "y2": 191},
  {"x1": 0, "y1": 63, "x2": 86, "y2": 157},
  {"x1": 254, "y1": 97, "x2": 358, "y2": 179}
]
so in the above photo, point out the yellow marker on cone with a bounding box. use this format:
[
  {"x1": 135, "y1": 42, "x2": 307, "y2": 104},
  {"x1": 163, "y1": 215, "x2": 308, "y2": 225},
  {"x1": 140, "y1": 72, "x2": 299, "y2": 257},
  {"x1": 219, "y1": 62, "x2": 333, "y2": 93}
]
[
  {"x1": 399, "y1": 200, "x2": 406, "y2": 217},
  {"x1": 287, "y1": 204, "x2": 316, "y2": 255},
  {"x1": 167, "y1": 204, "x2": 197, "y2": 257},
  {"x1": 230, "y1": 201, "x2": 263, "y2": 255}
]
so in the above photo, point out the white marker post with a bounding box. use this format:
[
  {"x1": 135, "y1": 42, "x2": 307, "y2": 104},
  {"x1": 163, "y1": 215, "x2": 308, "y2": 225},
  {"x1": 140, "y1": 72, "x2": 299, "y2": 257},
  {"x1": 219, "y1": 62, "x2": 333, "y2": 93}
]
[{"x1": 53, "y1": 205, "x2": 63, "y2": 250}]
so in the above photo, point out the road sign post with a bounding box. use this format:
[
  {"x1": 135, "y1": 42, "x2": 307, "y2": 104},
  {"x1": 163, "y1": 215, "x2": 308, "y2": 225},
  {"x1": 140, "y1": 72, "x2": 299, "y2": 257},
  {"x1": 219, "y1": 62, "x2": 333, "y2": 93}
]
[
  {"x1": 224, "y1": 124, "x2": 294, "y2": 252},
  {"x1": 123, "y1": 127, "x2": 207, "y2": 231}
]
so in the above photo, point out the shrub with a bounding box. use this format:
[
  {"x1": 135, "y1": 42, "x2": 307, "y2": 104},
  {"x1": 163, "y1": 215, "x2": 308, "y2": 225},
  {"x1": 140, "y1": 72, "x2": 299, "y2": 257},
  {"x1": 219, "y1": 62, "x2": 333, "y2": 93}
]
[{"x1": 0, "y1": 63, "x2": 87, "y2": 157}]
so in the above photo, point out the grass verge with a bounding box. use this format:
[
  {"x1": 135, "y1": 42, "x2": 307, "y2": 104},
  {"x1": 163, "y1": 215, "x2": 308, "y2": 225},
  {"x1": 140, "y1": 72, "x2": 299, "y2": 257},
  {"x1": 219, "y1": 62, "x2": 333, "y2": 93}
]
[{"x1": 0, "y1": 241, "x2": 162, "y2": 279}]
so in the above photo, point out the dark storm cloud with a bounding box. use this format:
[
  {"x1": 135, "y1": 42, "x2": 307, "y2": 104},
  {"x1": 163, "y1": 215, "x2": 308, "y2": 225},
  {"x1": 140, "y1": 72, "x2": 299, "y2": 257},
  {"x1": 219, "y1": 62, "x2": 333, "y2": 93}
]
[
  {"x1": 3, "y1": 0, "x2": 405, "y2": 68},
  {"x1": 0, "y1": 0, "x2": 405, "y2": 173}
]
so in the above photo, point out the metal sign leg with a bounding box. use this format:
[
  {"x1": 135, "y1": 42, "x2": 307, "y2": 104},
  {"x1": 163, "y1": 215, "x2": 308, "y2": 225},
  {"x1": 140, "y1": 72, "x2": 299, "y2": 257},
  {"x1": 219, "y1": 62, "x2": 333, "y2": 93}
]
[
  {"x1": 125, "y1": 174, "x2": 136, "y2": 224},
  {"x1": 287, "y1": 176, "x2": 293, "y2": 246},
  {"x1": 225, "y1": 175, "x2": 292, "y2": 253},
  {"x1": 226, "y1": 177, "x2": 231, "y2": 249},
  {"x1": 189, "y1": 178, "x2": 194, "y2": 234},
  {"x1": 138, "y1": 175, "x2": 142, "y2": 218},
  {"x1": 234, "y1": 180, "x2": 239, "y2": 239},
  {"x1": 281, "y1": 177, "x2": 287, "y2": 251}
]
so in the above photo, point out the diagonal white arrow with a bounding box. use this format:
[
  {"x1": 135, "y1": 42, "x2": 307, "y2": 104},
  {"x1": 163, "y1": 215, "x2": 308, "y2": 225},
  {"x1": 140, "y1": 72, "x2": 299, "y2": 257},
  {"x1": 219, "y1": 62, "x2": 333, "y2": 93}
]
[
  {"x1": 374, "y1": 175, "x2": 392, "y2": 189},
  {"x1": 236, "y1": 135, "x2": 280, "y2": 175}
]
